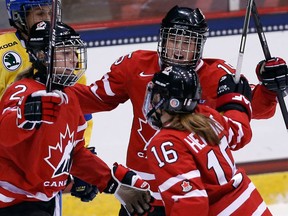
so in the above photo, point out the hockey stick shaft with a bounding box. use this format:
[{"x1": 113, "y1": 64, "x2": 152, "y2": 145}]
[
  {"x1": 46, "y1": 0, "x2": 61, "y2": 92},
  {"x1": 251, "y1": 1, "x2": 271, "y2": 59},
  {"x1": 251, "y1": 1, "x2": 288, "y2": 130},
  {"x1": 235, "y1": 0, "x2": 253, "y2": 83}
]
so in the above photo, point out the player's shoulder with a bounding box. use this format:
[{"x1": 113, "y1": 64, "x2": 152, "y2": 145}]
[
  {"x1": 114, "y1": 49, "x2": 158, "y2": 64},
  {"x1": 132, "y1": 49, "x2": 157, "y2": 56},
  {"x1": 151, "y1": 128, "x2": 184, "y2": 145},
  {"x1": 0, "y1": 31, "x2": 16, "y2": 38},
  {"x1": 202, "y1": 58, "x2": 235, "y2": 70},
  {"x1": 2, "y1": 78, "x2": 39, "y2": 98},
  {"x1": 200, "y1": 58, "x2": 236, "y2": 76},
  {"x1": 64, "y1": 85, "x2": 82, "y2": 100},
  {"x1": 196, "y1": 104, "x2": 221, "y2": 118},
  {"x1": 0, "y1": 32, "x2": 19, "y2": 45},
  {"x1": 9, "y1": 78, "x2": 41, "y2": 90},
  {"x1": 196, "y1": 104, "x2": 227, "y2": 127},
  {"x1": 202, "y1": 58, "x2": 227, "y2": 66},
  {"x1": 134, "y1": 50, "x2": 158, "y2": 60}
]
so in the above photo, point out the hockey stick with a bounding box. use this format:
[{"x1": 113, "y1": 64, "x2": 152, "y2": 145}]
[
  {"x1": 46, "y1": 0, "x2": 62, "y2": 92},
  {"x1": 234, "y1": 0, "x2": 253, "y2": 83},
  {"x1": 251, "y1": 1, "x2": 288, "y2": 130}
]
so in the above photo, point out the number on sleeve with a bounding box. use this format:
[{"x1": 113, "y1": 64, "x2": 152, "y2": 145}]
[
  {"x1": 150, "y1": 141, "x2": 178, "y2": 168},
  {"x1": 10, "y1": 85, "x2": 27, "y2": 101},
  {"x1": 217, "y1": 61, "x2": 235, "y2": 75},
  {"x1": 114, "y1": 52, "x2": 133, "y2": 65}
]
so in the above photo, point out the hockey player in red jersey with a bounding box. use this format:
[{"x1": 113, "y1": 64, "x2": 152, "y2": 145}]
[
  {"x1": 144, "y1": 65, "x2": 272, "y2": 216},
  {"x1": 0, "y1": 21, "x2": 151, "y2": 216},
  {"x1": 71, "y1": 5, "x2": 288, "y2": 215},
  {"x1": 3, "y1": 0, "x2": 97, "y2": 202}
]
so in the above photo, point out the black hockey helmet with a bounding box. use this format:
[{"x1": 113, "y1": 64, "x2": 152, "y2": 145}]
[
  {"x1": 143, "y1": 65, "x2": 201, "y2": 129},
  {"x1": 158, "y1": 5, "x2": 209, "y2": 68},
  {"x1": 27, "y1": 21, "x2": 87, "y2": 87},
  {"x1": 161, "y1": 5, "x2": 208, "y2": 34}
]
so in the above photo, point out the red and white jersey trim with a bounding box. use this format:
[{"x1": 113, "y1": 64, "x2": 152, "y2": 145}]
[
  {"x1": 172, "y1": 189, "x2": 208, "y2": 202},
  {"x1": 218, "y1": 182, "x2": 256, "y2": 215},
  {"x1": 158, "y1": 170, "x2": 200, "y2": 192}
]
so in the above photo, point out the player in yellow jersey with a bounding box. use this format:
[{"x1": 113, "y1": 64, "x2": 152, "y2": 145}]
[{"x1": 1, "y1": 0, "x2": 97, "y2": 202}]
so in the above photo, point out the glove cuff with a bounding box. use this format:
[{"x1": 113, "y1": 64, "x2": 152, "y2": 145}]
[
  {"x1": 103, "y1": 163, "x2": 149, "y2": 194},
  {"x1": 216, "y1": 93, "x2": 252, "y2": 120},
  {"x1": 103, "y1": 163, "x2": 122, "y2": 194}
]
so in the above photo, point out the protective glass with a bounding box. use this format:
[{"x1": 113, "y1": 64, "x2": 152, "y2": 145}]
[{"x1": 143, "y1": 82, "x2": 166, "y2": 129}]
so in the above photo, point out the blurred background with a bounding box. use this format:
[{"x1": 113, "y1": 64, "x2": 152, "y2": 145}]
[
  {"x1": 1, "y1": 0, "x2": 287, "y2": 29},
  {"x1": 0, "y1": 0, "x2": 288, "y2": 215}
]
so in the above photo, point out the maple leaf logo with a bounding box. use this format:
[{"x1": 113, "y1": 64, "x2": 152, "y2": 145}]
[
  {"x1": 44, "y1": 124, "x2": 74, "y2": 178},
  {"x1": 137, "y1": 118, "x2": 158, "y2": 151},
  {"x1": 181, "y1": 180, "x2": 192, "y2": 192}
]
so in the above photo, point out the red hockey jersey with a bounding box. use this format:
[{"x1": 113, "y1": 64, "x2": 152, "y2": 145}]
[
  {"x1": 72, "y1": 50, "x2": 277, "y2": 205},
  {"x1": 146, "y1": 105, "x2": 271, "y2": 216},
  {"x1": 0, "y1": 78, "x2": 111, "y2": 208}
]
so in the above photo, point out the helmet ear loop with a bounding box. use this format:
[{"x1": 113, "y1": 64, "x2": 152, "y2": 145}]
[
  {"x1": 28, "y1": 49, "x2": 47, "y2": 75},
  {"x1": 13, "y1": 6, "x2": 30, "y2": 36},
  {"x1": 194, "y1": 34, "x2": 207, "y2": 65}
]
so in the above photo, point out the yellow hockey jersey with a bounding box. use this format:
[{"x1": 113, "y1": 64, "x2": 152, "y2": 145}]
[{"x1": 0, "y1": 32, "x2": 30, "y2": 98}]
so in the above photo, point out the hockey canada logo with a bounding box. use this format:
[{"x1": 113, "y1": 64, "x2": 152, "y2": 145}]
[
  {"x1": 3, "y1": 51, "x2": 21, "y2": 71},
  {"x1": 44, "y1": 125, "x2": 74, "y2": 178}
]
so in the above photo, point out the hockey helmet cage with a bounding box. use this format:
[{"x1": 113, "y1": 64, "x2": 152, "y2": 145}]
[
  {"x1": 27, "y1": 21, "x2": 87, "y2": 87},
  {"x1": 158, "y1": 5, "x2": 209, "y2": 68}
]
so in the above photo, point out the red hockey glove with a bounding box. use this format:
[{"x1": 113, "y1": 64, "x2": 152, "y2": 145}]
[
  {"x1": 104, "y1": 163, "x2": 152, "y2": 215},
  {"x1": 17, "y1": 90, "x2": 66, "y2": 130},
  {"x1": 70, "y1": 147, "x2": 99, "y2": 202},
  {"x1": 216, "y1": 75, "x2": 252, "y2": 119},
  {"x1": 256, "y1": 57, "x2": 288, "y2": 92}
]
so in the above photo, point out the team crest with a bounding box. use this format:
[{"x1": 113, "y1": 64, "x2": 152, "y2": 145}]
[
  {"x1": 181, "y1": 180, "x2": 192, "y2": 192},
  {"x1": 44, "y1": 125, "x2": 74, "y2": 178},
  {"x1": 3, "y1": 51, "x2": 21, "y2": 71}
]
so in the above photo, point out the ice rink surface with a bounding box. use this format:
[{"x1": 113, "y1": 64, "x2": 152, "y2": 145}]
[{"x1": 269, "y1": 203, "x2": 288, "y2": 215}]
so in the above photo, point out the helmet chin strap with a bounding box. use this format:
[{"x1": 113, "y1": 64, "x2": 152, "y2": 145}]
[
  {"x1": 150, "y1": 110, "x2": 163, "y2": 129},
  {"x1": 146, "y1": 98, "x2": 166, "y2": 119}
]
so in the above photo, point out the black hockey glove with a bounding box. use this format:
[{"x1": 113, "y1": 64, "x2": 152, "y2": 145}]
[
  {"x1": 70, "y1": 147, "x2": 99, "y2": 202},
  {"x1": 216, "y1": 75, "x2": 252, "y2": 119},
  {"x1": 256, "y1": 57, "x2": 288, "y2": 92},
  {"x1": 17, "y1": 90, "x2": 65, "y2": 130},
  {"x1": 104, "y1": 163, "x2": 152, "y2": 215},
  {"x1": 70, "y1": 177, "x2": 99, "y2": 202}
]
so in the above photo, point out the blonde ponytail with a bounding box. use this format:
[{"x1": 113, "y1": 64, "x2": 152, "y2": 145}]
[
  {"x1": 168, "y1": 113, "x2": 220, "y2": 145},
  {"x1": 14, "y1": 67, "x2": 34, "y2": 82}
]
